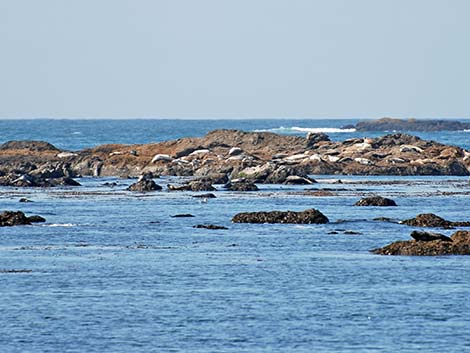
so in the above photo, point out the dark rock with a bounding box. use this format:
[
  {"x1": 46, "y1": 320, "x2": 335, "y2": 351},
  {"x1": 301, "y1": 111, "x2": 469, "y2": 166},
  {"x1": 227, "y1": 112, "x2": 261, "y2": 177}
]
[
  {"x1": 27, "y1": 215, "x2": 46, "y2": 223},
  {"x1": 225, "y1": 180, "x2": 259, "y2": 191},
  {"x1": 19, "y1": 198, "x2": 32, "y2": 203},
  {"x1": 410, "y1": 230, "x2": 452, "y2": 242},
  {"x1": 344, "y1": 230, "x2": 362, "y2": 235},
  {"x1": 371, "y1": 230, "x2": 470, "y2": 256},
  {"x1": 193, "y1": 224, "x2": 228, "y2": 230},
  {"x1": 327, "y1": 231, "x2": 339, "y2": 234},
  {"x1": 127, "y1": 179, "x2": 162, "y2": 192},
  {"x1": 171, "y1": 214, "x2": 195, "y2": 218},
  {"x1": 192, "y1": 193, "x2": 217, "y2": 198},
  {"x1": 373, "y1": 217, "x2": 399, "y2": 223},
  {"x1": 400, "y1": 213, "x2": 470, "y2": 228},
  {"x1": 354, "y1": 196, "x2": 397, "y2": 207},
  {"x1": 232, "y1": 208, "x2": 329, "y2": 224},
  {"x1": 0, "y1": 211, "x2": 31, "y2": 226},
  {"x1": 306, "y1": 132, "x2": 330, "y2": 147},
  {"x1": 353, "y1": 118, "x2": 470, "y2": 132}
]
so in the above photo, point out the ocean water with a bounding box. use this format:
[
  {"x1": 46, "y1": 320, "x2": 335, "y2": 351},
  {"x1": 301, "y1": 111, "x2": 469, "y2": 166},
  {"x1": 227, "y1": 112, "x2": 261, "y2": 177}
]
[
  {"x1": 1, "y1": 119, "x2": 470, "y2": 352},
  {"x1": 0, "y1": 118, "x2": 469, "y2": 150}
]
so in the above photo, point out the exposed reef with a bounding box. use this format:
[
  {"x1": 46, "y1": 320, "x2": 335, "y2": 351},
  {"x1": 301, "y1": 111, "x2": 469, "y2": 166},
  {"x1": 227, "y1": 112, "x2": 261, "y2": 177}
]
[
  {"x1": 372, "y1": 231, "x2": 470, "y2": 256},
  {"x1": 346, "y1": 118, "x2": 470, "y2": 132},
  {"x1": 1, "y1": 129, "x2": 469, "y2": 188}
]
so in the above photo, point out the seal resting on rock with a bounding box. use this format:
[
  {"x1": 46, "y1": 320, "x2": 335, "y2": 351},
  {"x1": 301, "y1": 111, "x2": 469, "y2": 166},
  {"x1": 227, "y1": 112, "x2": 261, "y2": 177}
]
[{"x1": 371, "y1": 231, "x2": 470, "y2": 256}]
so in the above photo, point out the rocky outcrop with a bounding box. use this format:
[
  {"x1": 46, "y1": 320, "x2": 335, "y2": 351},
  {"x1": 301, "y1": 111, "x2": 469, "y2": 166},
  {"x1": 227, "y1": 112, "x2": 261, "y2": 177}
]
[
  {"x1": 232, "y1": 209, "x2": 329, "y2": 224},
  {"x1": 401, "y1": 213, "x2": 470, "y2": 228},
  {"x1": 354, "y1": 196, "x2": 397, "y2": 206},
  {"x1": 0, "y1": 211, "x2": 45, "y2": 226},
  {"x1": 350, "y1": 118, "x2": 470, "y2": 132},
  {"x1": 224, "y1": 180, "x2": 259, "y2": 191},
  {"x1": 371, "y1": 231, "x2": 470, "y2": 256},
  {"x1": 1, "y1": 129, "x2": 469, "y2": 186},
  {"x1": 127, "y1": 176, "x2": 162, "y2": 192}
]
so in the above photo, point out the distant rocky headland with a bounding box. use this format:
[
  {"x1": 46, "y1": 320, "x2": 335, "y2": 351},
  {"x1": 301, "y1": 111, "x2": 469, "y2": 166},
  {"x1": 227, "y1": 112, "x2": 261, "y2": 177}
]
[
  {"x1": 343, "y1": 117, "x2": 470, "y2": 132},
  {"x1": 1, "y1": 129, "x2": 470, "y2": 187}
]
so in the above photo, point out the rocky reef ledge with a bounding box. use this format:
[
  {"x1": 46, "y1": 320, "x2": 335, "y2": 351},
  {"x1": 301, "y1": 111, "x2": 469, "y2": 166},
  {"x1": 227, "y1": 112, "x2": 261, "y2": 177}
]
[
  {"x1": 1, "y1": 129, "x2": 469, "y2": 187},
  {"x1": 344, "y1": 118, "x2": 470, "y2": 132},
  {"x1": 372, "y1": 231, "x2": 470, "y2": 256}
]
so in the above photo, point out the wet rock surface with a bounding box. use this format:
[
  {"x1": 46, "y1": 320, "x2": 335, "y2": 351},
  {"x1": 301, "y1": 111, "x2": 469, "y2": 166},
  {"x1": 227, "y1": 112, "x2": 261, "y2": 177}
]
[
  {"x1": 354, "y1": 196, "x2": 397, "y2": 206},
  {"x1": 401, "y1": 213, "x2": 470, "y2": 228},
  {"x1": 232, "y1": 209, "x2": 329, "y2": 224},
  {"x1": 372, "y1": 231, "x2": 470, "y2": 256},
  {"x1": 225, "y1": 180, "x2": 259, "y2": 191},
  {"x1": 193, "y1": 224, "x2": 228, "y2": 230},
  {"x1": 0, "y1": 211, "x2": 45, "y2": 227},
  {"x1": 127, "y1": 177, "x2": 162, "y2": 192}
]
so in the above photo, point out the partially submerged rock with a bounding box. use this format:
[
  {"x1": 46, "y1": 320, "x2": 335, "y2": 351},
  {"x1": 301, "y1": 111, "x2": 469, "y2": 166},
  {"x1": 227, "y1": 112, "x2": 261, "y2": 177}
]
[
  {"x1": 0, "y1": 211, "x2": 45, "y2": 227},
  {"x1": 232, "y1": 209, "x2": 329, "y2": 224},
  {"x1": 401, "y1": 213, "x2": 470, "y2": 228},
  {"x1": 127, "y1": 177, "x2": 162, "y2": 192},
  {"x1": 193, "y1": 224, "x2": 228, "y2": 230},
  {"x1": 225, "y1": 180, "x2": 259, "y2": 191},
  {"x1": 171, "y1": 214, "x2": 195, "y2": 218},
  {"x1": 354, "y1": 196, "x2": 397, "y2": 206},
  {"x1": 372, "y1": 231, "x2": 470, "y2": 256}
]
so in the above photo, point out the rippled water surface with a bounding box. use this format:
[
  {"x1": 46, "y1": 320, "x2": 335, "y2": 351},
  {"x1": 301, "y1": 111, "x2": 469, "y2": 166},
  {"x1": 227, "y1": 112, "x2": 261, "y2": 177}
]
[
  {"x1": 1, "y1": 119, "x2": 470, "y2": 352},
  {"x1": 1, "y1": 175, "x2": 470, "y2": 352}
]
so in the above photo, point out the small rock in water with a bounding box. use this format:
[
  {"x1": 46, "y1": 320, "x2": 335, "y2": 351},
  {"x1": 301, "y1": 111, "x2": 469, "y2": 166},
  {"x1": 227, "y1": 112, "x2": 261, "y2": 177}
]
[
  {"x1": 19, "y1": 198, "x2": 32, "y2": 203},
  {"x1": 193, "y1": 224, "x2": 228, "y2": 230},
  {"x1": 192, "y1": 193, "x2": 217, "y2": 199},
  {"x1": 354, "y1": 196, "x2": 397, "y2": 207},
  {"x1": 171, "y1": 214, "x2": 195, "y2": 218}
]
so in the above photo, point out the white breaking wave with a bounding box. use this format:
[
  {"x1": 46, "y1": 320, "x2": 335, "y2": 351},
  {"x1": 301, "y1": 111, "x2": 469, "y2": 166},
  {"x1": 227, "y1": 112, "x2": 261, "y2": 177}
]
[
  {"x1": 42, "y1": 223, "x2": 77, "y2": 227},
  {"x1": 253, "y1": 126, "x2": 356, "y2": 134}
]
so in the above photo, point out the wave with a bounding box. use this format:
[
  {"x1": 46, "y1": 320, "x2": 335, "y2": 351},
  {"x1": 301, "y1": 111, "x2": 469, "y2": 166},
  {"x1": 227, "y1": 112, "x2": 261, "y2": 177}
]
[
  {"x1": 41, "y1": 223, "x2": 77, "y2": 227},
  {"x1": 253, "y1": 126, "x2": 356, "y2": 134}
]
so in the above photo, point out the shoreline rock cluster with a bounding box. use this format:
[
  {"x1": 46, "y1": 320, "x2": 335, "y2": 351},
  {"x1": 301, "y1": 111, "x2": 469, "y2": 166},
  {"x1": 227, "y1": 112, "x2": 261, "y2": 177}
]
[{"x1": 0, "y1": 129, "x2": 469, "y2": 189}]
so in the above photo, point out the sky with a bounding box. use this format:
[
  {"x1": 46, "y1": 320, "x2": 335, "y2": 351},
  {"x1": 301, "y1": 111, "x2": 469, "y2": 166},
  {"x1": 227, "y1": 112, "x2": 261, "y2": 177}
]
[{"x1": 1, "y1": 0, "x2": 469, "y2": 119}]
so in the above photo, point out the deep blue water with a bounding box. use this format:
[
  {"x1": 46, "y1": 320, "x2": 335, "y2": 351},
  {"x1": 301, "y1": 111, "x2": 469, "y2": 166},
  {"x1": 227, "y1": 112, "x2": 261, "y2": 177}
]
[{"x1": 1, "y1": 119, "x2": 470, "y2": 352}]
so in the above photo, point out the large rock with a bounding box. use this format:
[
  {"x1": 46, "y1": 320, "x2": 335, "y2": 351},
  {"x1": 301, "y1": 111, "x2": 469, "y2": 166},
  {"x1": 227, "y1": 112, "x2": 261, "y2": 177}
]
[
  {"x1": 0, "y1": 211, "x2": 45, "y2": 226},
  {"x1": 371, "y1": 231, "x2": 470, "y2": 256},
  {"x1": 225, "y1": 180, "x2": 259, "y2": 191},
  {"x1": 354, "y1": 196, "x2": 397, "y2": 206},
  {"x1": 127, "y1": 178, "x2": 162, "y2": 192},
  {"x1": 232, "y1": 209, "x2": 329, "y2": 224},
  {"x1": 401, "y1": 213, "x2": 470, "y2": 228}
]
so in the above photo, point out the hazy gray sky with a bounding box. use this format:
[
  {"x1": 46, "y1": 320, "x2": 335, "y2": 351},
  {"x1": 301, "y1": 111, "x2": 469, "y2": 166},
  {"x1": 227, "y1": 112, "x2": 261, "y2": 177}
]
[{"x1": 1, "y1": 0, "x2": 469, "y2": 118}]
